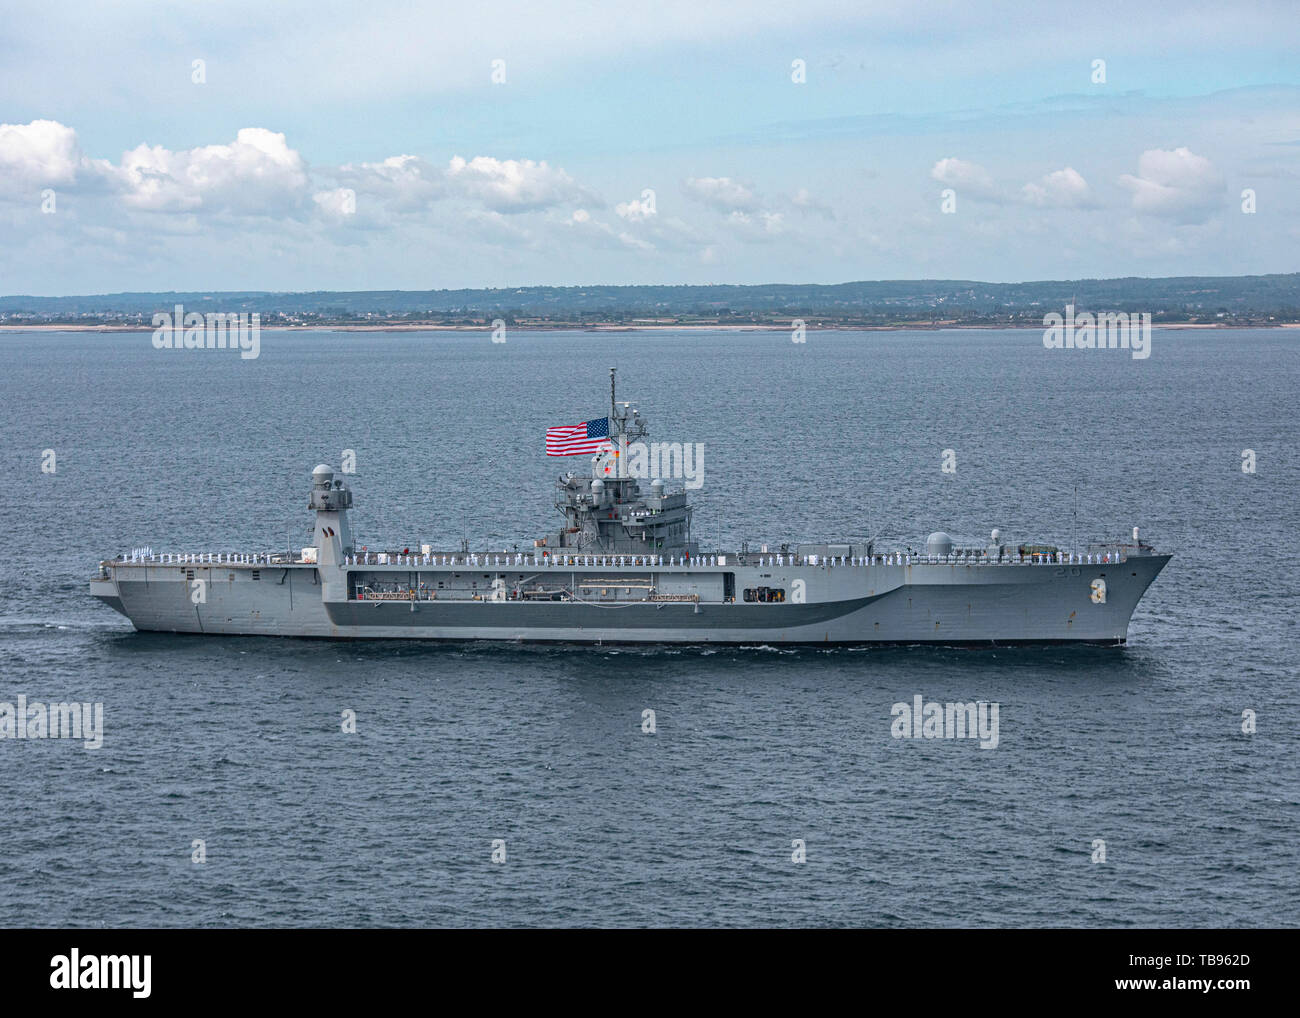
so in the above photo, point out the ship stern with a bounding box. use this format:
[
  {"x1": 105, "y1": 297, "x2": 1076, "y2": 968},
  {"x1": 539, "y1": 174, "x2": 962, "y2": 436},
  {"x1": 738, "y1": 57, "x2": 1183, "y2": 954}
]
[{"x1": 90, "y1": 568, "x2": 130, "y2": 619}]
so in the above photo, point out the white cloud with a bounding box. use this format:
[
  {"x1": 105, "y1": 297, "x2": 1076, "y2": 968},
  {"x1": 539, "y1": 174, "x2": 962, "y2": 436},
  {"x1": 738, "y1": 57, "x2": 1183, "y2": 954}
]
[
  {"x1": 312, "y1": 187, "x2": 357, "y2": 217},
  {"x1": 446, "y1": 155, "x2": 593, "y2": 213},
  {"x1": 1119, "y1": 147, "x2": 1224, "y2": 222},
  {"x1": 335, "y1": 154, "x2": 442, "y2": 212},
  {"x1": 930, "y1": 157, "x2": 1002, "y2": 201},
  {"x1": 681, "y1": 176, "x2": 794, "y2": 243},
  {"x1": 616, "y1": 230, "x2": 653, "y2": 251},
  {"x1": 615, "y1": 196, "x2": 657, "y2": 221},
  {"x1": 682, "y1": 176, "x2": 761, "y2": 213},
  {"x1": 3, "y1": 120, "x2": 556, "y2": 241},
  {"x1": 116, "y1": 127, "x2": 310, "y2": 213},
  {"x1": 0, "y1": 119, "x2": 113, "y2": 194},
  {"x1": 1021, "y1": 167, "x2": 1097, "y2": 208},
  {"x1": 725, "y1": 209, "x2": 785, "y2": 239}
]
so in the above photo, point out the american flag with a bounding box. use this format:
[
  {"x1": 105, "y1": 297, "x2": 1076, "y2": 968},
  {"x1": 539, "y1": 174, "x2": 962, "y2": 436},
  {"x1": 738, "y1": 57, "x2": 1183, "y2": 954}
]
[{"x1": 546, "y1": 416, "x2": 610, "y2": 456}]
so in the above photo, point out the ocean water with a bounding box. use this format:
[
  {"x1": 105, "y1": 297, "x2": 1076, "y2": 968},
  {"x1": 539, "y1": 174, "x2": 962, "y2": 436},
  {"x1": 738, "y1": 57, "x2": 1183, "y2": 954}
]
[{"x1": 0, "y1": 327, "x2": 1296, "y2": 928}]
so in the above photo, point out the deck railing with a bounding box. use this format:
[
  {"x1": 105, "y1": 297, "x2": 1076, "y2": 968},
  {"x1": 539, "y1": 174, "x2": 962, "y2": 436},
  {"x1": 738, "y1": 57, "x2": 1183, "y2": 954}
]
[
  {"x1": 112, "y1": 548, "x2": 1130, "y2": 569},
  {"x1": 337, "y1": 550, "x2": 1127, "y2": 568}
]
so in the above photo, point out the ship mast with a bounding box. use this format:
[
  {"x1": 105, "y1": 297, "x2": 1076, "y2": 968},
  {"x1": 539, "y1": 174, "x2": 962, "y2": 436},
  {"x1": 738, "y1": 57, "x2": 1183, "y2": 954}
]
[
  {"x1": 607, "y1": 366, "x2": 647, "y2": 476},
  {"x1": 611, "y1": 366, "x2": 626, "y2": 476}
]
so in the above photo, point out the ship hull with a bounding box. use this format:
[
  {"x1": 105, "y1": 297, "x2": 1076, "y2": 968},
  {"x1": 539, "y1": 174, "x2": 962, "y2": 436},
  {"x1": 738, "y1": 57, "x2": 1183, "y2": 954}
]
[{"x1": 91, "y1": 554, "x2": 1171, "y2": 646}]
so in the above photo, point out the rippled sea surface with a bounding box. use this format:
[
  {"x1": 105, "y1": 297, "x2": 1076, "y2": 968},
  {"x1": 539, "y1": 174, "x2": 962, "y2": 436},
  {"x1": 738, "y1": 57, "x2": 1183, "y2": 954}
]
[{"x1": 0, "y1": 328, "x2": 1295, "y2": 927}]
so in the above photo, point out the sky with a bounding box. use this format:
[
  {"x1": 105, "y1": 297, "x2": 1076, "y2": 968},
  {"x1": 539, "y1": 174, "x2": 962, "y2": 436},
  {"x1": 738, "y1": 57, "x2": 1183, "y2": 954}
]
[{"x1": 1, "y1": 0, "x2": 1298, "y2": 295}]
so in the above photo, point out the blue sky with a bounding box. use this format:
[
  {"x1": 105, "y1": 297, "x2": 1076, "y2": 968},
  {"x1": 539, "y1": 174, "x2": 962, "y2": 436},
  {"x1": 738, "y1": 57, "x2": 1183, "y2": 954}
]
[{"x1": 1, "y1": 0, "x2": 1298, "y2": 294}]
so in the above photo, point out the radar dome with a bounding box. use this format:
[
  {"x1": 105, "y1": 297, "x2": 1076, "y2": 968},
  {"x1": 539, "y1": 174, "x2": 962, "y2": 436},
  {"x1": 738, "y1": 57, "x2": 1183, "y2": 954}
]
[{"x1": 926, "y1": 531, "x2": 954, "y2": 557}]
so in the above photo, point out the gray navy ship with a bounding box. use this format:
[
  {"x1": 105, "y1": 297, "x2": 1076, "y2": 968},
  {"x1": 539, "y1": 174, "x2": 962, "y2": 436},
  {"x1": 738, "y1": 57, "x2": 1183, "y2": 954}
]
[{"x1": 91, "y1": 370, "x2": 1170, "y2": 645}]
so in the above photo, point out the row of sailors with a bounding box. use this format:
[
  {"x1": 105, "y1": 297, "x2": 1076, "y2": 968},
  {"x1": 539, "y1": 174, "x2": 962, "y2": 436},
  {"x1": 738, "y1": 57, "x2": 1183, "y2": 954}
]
[
  {"x1": 121, "y1": 549, "x2": 1122, "y2": 567},
  {"x1": 348, "y1": 552, "x2": 676, "y2": 567},
  {"x1": 345, "y1": 552, "x2": 757, "y2": 568},
  {"x1": 344, "y1": 550, "x2": 1123, "y2": 567},
  {"x1": 777, "y1": 552, "x2": 1122, "y2": 566},
  {"x1": 757, "y1": 552, "x2": 1123, "y2": 566},
  {"x1": 123, "y1": 552, "x2": 279, "y2": 564}
]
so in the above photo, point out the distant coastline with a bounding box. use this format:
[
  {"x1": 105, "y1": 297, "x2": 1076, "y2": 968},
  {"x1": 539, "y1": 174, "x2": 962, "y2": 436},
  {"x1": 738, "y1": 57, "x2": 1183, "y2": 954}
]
[
  {"x1": 4, "y1": 273, "x2": 1298, "y2": 331},
  {"x1": 2, "y1": 321, "x2": 1295, "y2": 333}
]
